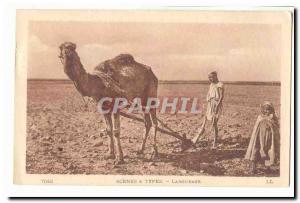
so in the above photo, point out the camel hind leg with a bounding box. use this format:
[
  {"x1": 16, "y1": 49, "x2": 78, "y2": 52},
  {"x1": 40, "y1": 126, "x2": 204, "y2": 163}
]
[{"x1": 137, "y1": 113, "x2": 152, "y2": 156}]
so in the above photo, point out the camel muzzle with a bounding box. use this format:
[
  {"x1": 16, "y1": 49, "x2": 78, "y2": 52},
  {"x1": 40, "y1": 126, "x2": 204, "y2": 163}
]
[{"x1": 58, "y1": 54, "x2": 64, "y2": 65}]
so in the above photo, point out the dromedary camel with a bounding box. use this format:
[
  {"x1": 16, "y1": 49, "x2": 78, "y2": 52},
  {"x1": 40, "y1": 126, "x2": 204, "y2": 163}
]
[{"x1": 59, "y1": 42, "x2": 159, "y2": 164}]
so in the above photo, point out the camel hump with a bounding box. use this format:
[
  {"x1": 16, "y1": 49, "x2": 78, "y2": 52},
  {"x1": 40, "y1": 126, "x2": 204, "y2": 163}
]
[{"x1": 113, "y1": 54, "x2": 135, "y2": 65}]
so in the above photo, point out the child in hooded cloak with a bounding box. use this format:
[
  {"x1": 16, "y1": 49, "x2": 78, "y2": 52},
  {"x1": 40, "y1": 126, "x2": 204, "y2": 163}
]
[{"x1": 245, "y1": 101, "x2": 280, "y2": 174}]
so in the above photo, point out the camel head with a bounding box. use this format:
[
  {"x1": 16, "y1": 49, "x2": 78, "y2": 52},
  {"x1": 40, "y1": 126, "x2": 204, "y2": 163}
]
[
  {"x1": 59, "y1": 42, "x2": 77, "y2": 63},
  {"x1": 58, "y1": 42, "x2": 80, "y2": 79}
]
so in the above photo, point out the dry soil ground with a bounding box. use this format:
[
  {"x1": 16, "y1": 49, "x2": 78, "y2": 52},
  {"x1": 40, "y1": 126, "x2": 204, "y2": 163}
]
[{"x1": 26, "y1": 81, "x2": 280, "y2": 176}]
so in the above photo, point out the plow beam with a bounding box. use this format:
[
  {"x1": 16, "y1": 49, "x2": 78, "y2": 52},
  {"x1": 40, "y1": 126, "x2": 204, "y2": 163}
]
[{"x1": 119, "y1": 112, "x2": 194, "y2": 151}]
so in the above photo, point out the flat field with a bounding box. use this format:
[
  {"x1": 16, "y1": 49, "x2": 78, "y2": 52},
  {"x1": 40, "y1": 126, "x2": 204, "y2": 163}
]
[{"x1": 26, "y1": 80, "x2": 280, "y2": 176}]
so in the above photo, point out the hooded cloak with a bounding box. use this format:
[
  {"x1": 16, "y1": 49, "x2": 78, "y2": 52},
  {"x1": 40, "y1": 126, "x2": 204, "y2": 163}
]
[{"x1": 245, "y1": 103, "x2": 280, "y2": 166}]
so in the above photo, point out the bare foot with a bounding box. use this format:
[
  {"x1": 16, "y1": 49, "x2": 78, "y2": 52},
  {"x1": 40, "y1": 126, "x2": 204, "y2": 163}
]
[
  {"x1": 136, "y1": 150, "x2": 145, "y2": 159},
  {"x1": 136, "y1": 149, "x2": 144, "y2": 155},
  {"x1": 211, "y1": 141, "x2": 218, "y2": 149},
  {"x1": 114, "y1": 159, "x2": 125, "y2": 165},
  {"x1": 104, "y1": 154, "x2": 116, "y2": 160}
]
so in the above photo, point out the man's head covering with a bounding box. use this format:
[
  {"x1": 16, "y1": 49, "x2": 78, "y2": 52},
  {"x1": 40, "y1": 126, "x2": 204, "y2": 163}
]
[{"x1": 208, "y1": 71, "x2": 217, "y2": 77}]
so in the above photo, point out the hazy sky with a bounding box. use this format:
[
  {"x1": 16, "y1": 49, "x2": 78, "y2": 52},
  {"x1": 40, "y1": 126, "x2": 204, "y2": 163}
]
[{"x1": 28, "y1": 21, "x2": 281, "y2": 81}]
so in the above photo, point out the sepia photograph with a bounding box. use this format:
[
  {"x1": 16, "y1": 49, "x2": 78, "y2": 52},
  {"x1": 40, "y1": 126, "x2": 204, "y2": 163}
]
[{"x1": 14, "y1": 9, "x2": 293, "y2": 187}]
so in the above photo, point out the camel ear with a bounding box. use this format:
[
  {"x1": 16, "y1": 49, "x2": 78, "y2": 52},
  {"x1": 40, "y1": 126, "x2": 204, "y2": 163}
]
[
  {"x1": 61, "y1": 42, "x2": 76, "y2": 50},
  {"x1": 70, "y1": 43, "x2": 76, "y2": 50}
]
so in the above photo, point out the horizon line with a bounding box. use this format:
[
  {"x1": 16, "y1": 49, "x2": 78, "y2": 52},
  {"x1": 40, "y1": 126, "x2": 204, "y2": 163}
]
[{"x1": 27, "y1": 78, "x2": 281, "y2": 86}]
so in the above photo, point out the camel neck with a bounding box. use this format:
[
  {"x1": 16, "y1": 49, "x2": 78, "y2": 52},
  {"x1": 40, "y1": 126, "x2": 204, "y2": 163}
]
[{"x1": 64, "y1": 52, "x2": 89, "y2": 96}]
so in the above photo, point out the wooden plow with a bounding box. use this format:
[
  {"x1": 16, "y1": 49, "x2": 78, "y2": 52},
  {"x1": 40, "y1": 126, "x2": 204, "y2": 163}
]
[
  {"x1": 81, "y1": 97, "x2": 196, "y2": 151},
  {"x1": 119, "y1": 111, "x2": 195, "y2": 151}
]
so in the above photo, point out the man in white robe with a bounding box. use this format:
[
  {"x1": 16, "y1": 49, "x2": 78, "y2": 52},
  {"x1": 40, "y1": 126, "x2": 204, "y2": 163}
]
[{"x1": 193, "y1": 71, "x2": 224, "y2": 148}]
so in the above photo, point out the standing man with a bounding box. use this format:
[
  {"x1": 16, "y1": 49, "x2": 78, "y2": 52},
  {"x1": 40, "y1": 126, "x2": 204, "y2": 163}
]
[{"x1": 192, "y1": 71, "x2": 224, "y2": 148}]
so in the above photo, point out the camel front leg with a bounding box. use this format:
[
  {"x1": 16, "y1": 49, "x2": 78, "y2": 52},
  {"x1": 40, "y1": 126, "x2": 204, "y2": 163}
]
[
  {"x1": 150, "y1": 111, "x2": 159, "y2": 160},
  {"x1": 113, "y1": 113, "x2": 124, "y2": 164},
  {"x1": 104, "y1": 113, "x2": 115, "y2": 160}
]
